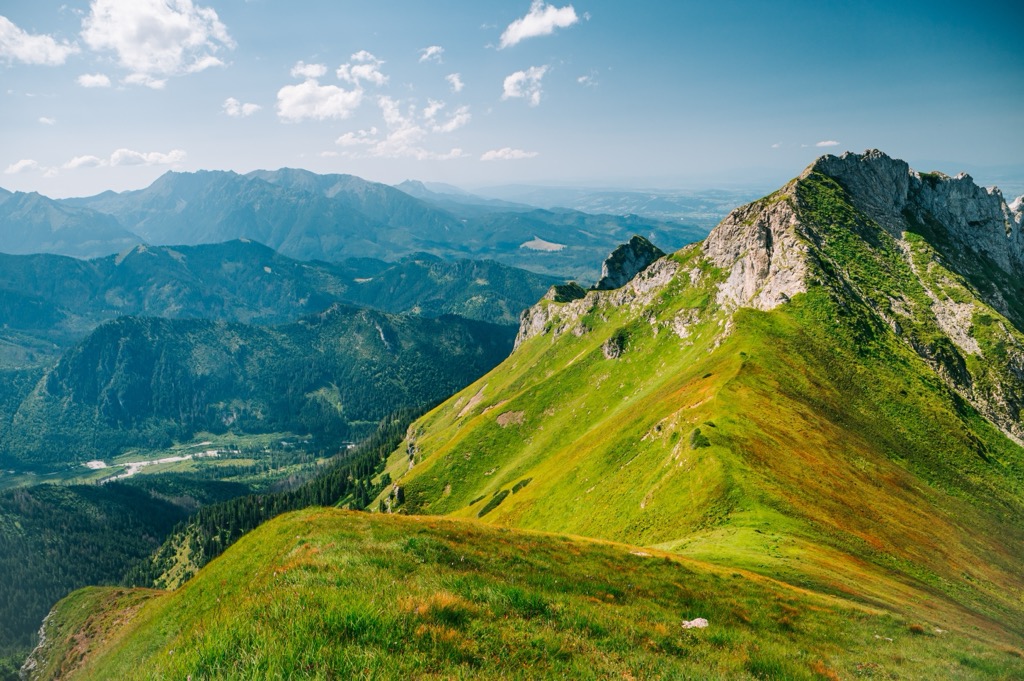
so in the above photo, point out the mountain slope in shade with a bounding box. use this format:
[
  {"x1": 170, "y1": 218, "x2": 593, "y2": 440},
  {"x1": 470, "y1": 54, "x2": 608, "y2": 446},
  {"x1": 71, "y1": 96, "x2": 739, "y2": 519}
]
[
  {"x1": 378, "y1": 150, "x2": 1024, "y2": 642},
  {"x1": 0, "y1": 191, "x2": 140, "y2": 258},
  {"x1": 1, "y1": 305, "x2": 512, "y2": 468},
  {"x1": 0, "y1": 241, "x2": 557, "y2": 369}
]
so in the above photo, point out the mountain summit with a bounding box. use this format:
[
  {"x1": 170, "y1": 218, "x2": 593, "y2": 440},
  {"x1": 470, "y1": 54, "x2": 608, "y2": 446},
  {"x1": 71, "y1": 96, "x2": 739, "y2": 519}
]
[{"x1": 382, "y1": 150, "x2": 1024, "y2": 642}]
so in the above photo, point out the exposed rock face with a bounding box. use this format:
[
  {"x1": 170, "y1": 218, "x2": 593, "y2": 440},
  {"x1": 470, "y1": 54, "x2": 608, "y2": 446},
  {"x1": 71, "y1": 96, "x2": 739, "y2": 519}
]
[
  {"x1": 515, "y1": 257, "x2": 680, "y2": 348},
  {"x1": 594, "y1": 235, "x2": 665, "y2": 290},
  {"x1": 702, "y1": 189, "x2": 808, "y2": 311},
  {"x1": 809, "y1": 149, "x2": 1024, "y2": 278}
]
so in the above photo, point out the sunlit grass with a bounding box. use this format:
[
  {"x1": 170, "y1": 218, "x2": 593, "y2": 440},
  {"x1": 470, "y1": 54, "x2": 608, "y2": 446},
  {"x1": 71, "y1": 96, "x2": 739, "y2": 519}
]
[{"x1": 40, "y1": 510, "x2": 1024, "y2": 680}]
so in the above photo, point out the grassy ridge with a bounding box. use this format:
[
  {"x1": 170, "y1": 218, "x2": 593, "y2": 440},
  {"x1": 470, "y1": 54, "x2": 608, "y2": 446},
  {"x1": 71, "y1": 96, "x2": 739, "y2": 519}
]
[
  {"x1": 30, "y1": 509, "x2": 1024, "y2": 680},
  {"x1": 378, "y1": 172, "x2": 1024, "y2": 646}
]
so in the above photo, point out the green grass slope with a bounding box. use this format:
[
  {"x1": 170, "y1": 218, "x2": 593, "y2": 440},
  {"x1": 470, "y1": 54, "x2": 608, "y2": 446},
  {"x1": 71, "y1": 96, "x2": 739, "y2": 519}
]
[
  {"x1": 26, "y1": 509, "x2": 1024, "y2": 680},
  {"x1": 379, "y1": 157, "x2": 1024, "y2": 645}
]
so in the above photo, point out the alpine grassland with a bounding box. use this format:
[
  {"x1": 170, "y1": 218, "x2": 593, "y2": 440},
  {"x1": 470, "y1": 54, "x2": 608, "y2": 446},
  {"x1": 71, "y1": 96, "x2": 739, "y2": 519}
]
[
  {"x1": 28, "y1": 510, "x2": 1023, "y2": 680},
  {"x1": 28, "y1": 153, "x2": 1024, "y2": 679},
  {"x1": 377, "y1": 159, "x2": 1024, "y2": 655}
]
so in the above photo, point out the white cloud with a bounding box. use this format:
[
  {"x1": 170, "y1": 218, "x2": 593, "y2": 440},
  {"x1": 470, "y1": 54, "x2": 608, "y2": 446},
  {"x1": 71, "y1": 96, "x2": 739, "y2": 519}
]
[
  {"x1": 336, "y1": 127, "x2": 378, "y2": 147},
  {"x1": 336, "y1": 96, "x2": 467, "y2": 161},
  {"x1": 0, "y1": 16, "x2": 80, "y2": 65},
  {"x1": 771, "y1": 142, "x2": 782, "y2": 149},
  {"x1": 499, "y1": 1, "x2": 578, "y2": 49},
  {"x1": 123, "y1": 72, "x2": 166, "y2": 89},
  {"x1": 81, "y1": 0, "x2": 234, "y2": 86},
  {"x1": 423, "y1": 99, "x2": 445, "y2": 122},
  {"x1": 290, "y1": 61, "x2": 326, "y2": 79},
  {"x1": 222, "y1": 96, "x2": 260, "y2": 117},
  {"x1": 502, "y1": 65, "x2": 548, "y2": 106},
  {"x1": 481, "y1": 147, "x2": 538, "y2": 161},
  {"x1": 577, "y1": 73, "x2": 597, "y2": 87},
  {"x1": 815, "y1": 140, "x2": 840, "y2": 147},
  {"x1": 39, "y1": 117, "x2": 56, "y2": 125},
  {"x1": 277, "y1": 78, "x2": 362, "y2": 122},
  {"x1": 418, "y1": 45, "x2": 443, "y2": 63},
  {"x1": 63, "y1": 155, "x2": 106, "y2": 169},
  {"x1": 77, "y1": 72, "x2": 111, "y2": 87},
  {"x1": 110, "y1": 148, "x2": 186, "y2": 166},
  {"x1": 433, "y1": 105, "x2": 470, "y2": 133},
  {"x1": 4, "y1": 159, "x2": 40, "y2": 174},
  {"x1": 337, "y1": 50, "x2": 387, "y2": 87},
  {"x1": 446, "y1": 73, "x2": 464, "y2": 93}
]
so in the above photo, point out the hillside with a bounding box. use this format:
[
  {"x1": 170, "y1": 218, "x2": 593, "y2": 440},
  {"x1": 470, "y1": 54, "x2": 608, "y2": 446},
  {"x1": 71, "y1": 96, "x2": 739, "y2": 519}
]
[
  {"x1": 0, "y1": 191, "x2": 139, "y2": 259},
  {"x1": 0, "y1": 241, "x2": 556, "y2": 368},
  {"x1": 377, "y1": 150, "x2": 1024, "y2": 642},
  {"x1": 24, "y1": 509, "x2": 1023, "y2": 680},
  {"x1": 0, "y1": 483, "x2": 189, "y2": 675},
  {"x1": 1, "y1": 305, "x2": 512, "y2": 469}
]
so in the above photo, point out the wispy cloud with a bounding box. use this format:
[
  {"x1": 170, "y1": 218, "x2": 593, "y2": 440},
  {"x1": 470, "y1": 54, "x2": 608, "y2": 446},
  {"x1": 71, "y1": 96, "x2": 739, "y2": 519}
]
[
  {"x1": 276, "y1": 60, "x2": 360, "y2": 122},
  {"x1": 500, "y1": 1, "x2": 579, "y2": 49},
  {"x1": 4, "y1": 159, "x2": 40, "y2": 174},
  {"x1": 446, "y1": 73, "x2": 464, "y2": 93},
  {"x1": 335, "y1": 96, "x2": 467, "y2": 161},
  {"x1": 771, "y1": 142, "x2": 782, "y2": 149},
  {"x1": 60, "y1": 148, "x2": 185, "y2": 170},
  {"x1": 76, "y1": 73, "x2": 111, "y2": 88},
  {"x1": 110, "y1": 148, "x2": 186, "y2": 166},
  {"x1": 81, "y1": 0, "x2": 234, "y2": 87},
  {"x1": 815, "y1": 140, "x2": 840, "y2": 147},
  {"x1": 419, "y1": 45, "x2": 444, "y2": 63},
  {"x1": 39, "y1": 117, "x2": 56, "y2": 125},
  {"x1": 577, "y1": 73, "x2": 597, "y2": 87},
  {"x1": 502, "y1": 65, "x2": 548, "y2": 106},
  {"x1": 0, "y1": 16, "x2": 79, "y2": 65},
  {"x1": 290, "y1": 61, "x2": 326, "y2": 79},
  {"x1": 63, "y1": 155, "x2": 106, "y2": 169},
  {"x1": 337, "y1": 50, "x2": 387, "y2": 87},
  {"x1": 277, "y1": 79, "x2": 362, "y2": 122},
  {"x1": 481, "y1": 147, "x2": 539, "y2": 161},
  {"x1": 223, "y1": 97, "x2": 261, "y2": 117}
]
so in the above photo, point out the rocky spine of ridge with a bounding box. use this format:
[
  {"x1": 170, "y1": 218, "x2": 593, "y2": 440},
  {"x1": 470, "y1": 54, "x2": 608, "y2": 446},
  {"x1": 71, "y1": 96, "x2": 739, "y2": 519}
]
[{"x1": 515, "y1": 148, "x2": 1024, "y2": 441}]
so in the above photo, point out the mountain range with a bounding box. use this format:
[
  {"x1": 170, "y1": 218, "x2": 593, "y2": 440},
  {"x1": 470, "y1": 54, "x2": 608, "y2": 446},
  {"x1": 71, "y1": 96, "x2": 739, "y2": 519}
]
[
  {"x1": 1, "y1": 169, "x2": 710, "y2": 281},
  {"x1": 0, "y1": 239, "x2": 557, "y2": 369},
  {"x1": 0, "y1": 304, "x2": 512, "y2": 470},
  {"x1": 18, "y1": 151, "x2": 1024, "y2": 679}
]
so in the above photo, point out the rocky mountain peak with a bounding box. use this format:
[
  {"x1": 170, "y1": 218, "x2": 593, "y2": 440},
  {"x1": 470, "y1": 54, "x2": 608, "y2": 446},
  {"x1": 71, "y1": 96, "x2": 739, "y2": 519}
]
[
  {"x1": 593, "y1": 235, "x2": 666, "y2": 290},
  {"x1": 805, "y1": 149, "x2": 1023, "y2": 275},
  {"x1": 806, "y1": 149, "x2": 912, "y2": 234}
]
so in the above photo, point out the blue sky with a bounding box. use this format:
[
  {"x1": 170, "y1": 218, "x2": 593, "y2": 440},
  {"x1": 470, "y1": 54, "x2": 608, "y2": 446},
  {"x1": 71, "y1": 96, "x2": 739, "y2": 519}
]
[{"x1": 1, "y1": 0, "x2": 1022, "y2": 198}]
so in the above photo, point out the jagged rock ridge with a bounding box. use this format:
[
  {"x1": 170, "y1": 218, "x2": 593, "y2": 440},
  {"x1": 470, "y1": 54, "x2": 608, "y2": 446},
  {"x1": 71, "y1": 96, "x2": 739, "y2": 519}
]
[{"x1": 515, "y1": 149, "x2": 1024, "y2": 442}]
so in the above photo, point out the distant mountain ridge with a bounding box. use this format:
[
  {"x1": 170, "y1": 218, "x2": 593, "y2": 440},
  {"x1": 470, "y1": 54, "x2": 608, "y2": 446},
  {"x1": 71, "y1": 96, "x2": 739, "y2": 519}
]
[
  {"x1": 1, "y1": 304, "x2": 513, "y2": 469},
  {"x1": 0, "y1": 240, "x2": 557, "y2": 369},
  {"x1": 2, "y1": 168, "x2": 706, "y2": 280}
]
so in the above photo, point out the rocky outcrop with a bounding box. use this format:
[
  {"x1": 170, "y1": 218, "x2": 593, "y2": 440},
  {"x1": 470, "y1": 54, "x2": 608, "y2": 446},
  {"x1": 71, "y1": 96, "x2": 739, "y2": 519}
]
[
  {"x1": 808, "y1": 149, "x2": 1024, "y2": 277},
  {"x1": 702, "y1": 189, "x2": 808, "y2": 311},
  {"x1": 594, "y1": 236, "x2": 666, "y2": 290},
  {"x1": 515, "y1": 257, "x2": 680, "y2": 348}
]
